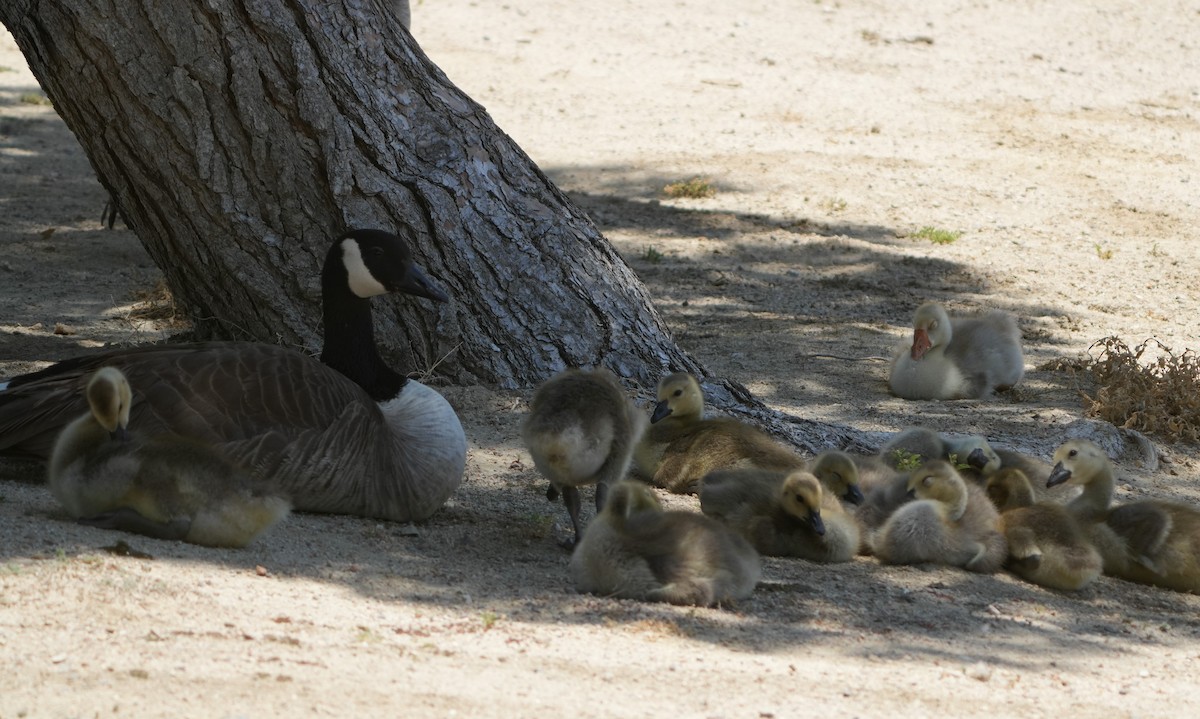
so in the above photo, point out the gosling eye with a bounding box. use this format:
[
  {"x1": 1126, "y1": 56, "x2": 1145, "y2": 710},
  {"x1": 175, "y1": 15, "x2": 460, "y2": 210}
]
[
  {"x1": 922, "y1": 476, "x2": 933, "y2": 487},
  {"x1": 673, "y1": 389, "x2": 683, "y2": 397},
  {"x1": 1068, "y1": 449, "x2": 1078, "y2": 458}
]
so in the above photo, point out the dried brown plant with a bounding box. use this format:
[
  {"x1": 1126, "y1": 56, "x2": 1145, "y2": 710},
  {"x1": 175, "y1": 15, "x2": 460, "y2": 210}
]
[{"x1": 1080, "y1": 336, "x2": 1200, "y2": 443}]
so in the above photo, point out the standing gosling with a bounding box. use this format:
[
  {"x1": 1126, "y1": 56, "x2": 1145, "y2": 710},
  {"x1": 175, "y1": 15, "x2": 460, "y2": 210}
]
[
  {"x1": 1048, "y1": 439, "x2": 1200, "y2": 593},
  {"x1": 522, "y1": 368, "x2": 646, "y2": 546},
  {"x1": 873, "y1": 460, "x2": 1006, "y2": 572},
  {"x1": 633, "y1": 372, "x2": 804, "y2": 494},
  {"x1": 986, "y1": 468, "x2": 1102, "y2": 591},
  {"x1": 570, "y1": 481, "x2": 761, "y2": 607},
  {"x1": 701, "y1": 469, "x2": 860, "y2": 562},
  {"x1": 48, "y1": 368, "x2": 290, "y2": 548}
]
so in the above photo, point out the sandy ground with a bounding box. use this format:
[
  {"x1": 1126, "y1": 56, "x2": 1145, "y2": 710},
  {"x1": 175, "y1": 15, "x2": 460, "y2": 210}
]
[{"x1": 2, "y1": 1, "x2": 1200, "y2": 717}]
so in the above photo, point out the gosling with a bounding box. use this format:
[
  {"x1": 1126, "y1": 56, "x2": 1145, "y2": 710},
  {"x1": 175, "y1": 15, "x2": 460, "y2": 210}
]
[
  {"x1": 48, "y1": 367, "x2": 290, "y2": 548},
  {"x1": 873, "y1": 460, "x2": 1006, "y2": 572},
  {"x1": 522, "y1": 368, "x2": 646, "y2": 547},
  {"x1": 634, "y1": 372, "x2": 804, "y2": 494},
  {"x1": 701, "y1": 469, "x2": 860, "y2": 563},
  {"x1": 1049, "y1": 439, "x2": 1200, "y2": 593},
  {"x1": 986, "y1": 468, "x2": 1102, "y2": 591},
  {"x1": 570, "y1": 480, "x2": 761, "y2": 606}
]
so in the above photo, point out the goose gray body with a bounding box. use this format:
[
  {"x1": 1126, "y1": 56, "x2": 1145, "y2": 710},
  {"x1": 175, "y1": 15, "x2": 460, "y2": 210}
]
[
  {"x1": 889, "y1": 302, "x2": 1024, "y2": 400},
  {"x1": 0, "y1": 229, "x2": 466, "y2": 523}
]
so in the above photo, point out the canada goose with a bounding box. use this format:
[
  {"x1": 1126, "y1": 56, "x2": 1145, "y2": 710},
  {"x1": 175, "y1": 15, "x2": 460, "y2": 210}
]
[
  {"x1": 985, "y1": 468, "x2": 1101, "y2": 591},
  {"x1": 1048, "y1": 440, "x2": 1200, "y2": 593},
  {"x1": 0, "y1": 229, "x2": 466, "y2": 523},
  {"x1": 888, "y1": 302, "x2": 1024, "y2": 400},
  {"x1": 569, "y1": 480, "x2": 761, "y2": 606},
  {"x1": 873, "y1": 460, "x2": 1006, "y2": 572},
  {"x1": 700, "y1": 469, "x2": 860, "y2": 562},
  {"x1": 522, "y1": 368, "x2": 646, "y2": 546},
  {"x1": 633, "y1": 372, "x2": 804, "y2": 494},
  {"x1": 49, "y1": 367, "x2": 289, "y2": 547}
]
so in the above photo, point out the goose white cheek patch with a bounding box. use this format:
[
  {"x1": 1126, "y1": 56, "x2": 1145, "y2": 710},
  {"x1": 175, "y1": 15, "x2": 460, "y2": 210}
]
[{"x1": 342, "y1": 239, "x2": 388, "y2": 298}]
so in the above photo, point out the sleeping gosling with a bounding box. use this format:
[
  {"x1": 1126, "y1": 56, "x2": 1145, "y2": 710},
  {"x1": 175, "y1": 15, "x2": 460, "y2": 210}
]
[
  {"x1": 873, "y1": 460, "x2": 1006, "y2": 572},
  {"x1": 701, "y1": 469, "x2": 860, "y2": 563},
  {"x1": 570, "y1": 480, "x2": 761, "y2": 607}
]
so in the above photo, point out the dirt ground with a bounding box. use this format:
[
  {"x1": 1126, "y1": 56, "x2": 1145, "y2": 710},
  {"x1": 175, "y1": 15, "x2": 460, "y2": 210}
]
[{"x1": 3, "y1": 1, "x2": 1200, "y2": 717}]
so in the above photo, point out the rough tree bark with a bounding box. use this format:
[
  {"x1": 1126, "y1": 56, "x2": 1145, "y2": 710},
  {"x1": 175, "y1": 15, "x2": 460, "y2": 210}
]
[{"x1": 0, "y1": 0, "x2": 875, "y2": 453}]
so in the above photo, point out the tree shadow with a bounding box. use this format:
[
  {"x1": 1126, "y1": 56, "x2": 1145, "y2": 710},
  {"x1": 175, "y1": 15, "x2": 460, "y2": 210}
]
[{"x1": 3, "y1": 455, "x2": 1197, "y2": 669}]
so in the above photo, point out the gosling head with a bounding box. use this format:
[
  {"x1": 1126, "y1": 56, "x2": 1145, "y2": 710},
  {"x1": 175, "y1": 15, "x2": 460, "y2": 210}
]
[
  {"x1": 1047, "y1": 439, "x2": 1108, "y2": 488},
  {"x1": 780, "y1": 471, "x2": 825, "y2": 536},
  {"x1": 811, "y1": 450, "x2": 864, "y2": 505},
  {"x1": 984, "y1": 468, "x2": 1034, "y2": 511},
  {"x1": 909, "y1": 302, "x2": 949, "y2": 360},
  {"x1": 602, "y1": 481, "x2": 663, "y2": 521},
  {"x1": 906, "y1": 460, "x2": 968, "y2": 519},
  {"x1": 650, "y1": 372, "x2": 704, "y2": 424},
  {"x1": 948, "y1": 435, "x2": 1001, "y2": 475},
  {"x1": 86, "y1": 367, "x2": 132, "y2": 442}
]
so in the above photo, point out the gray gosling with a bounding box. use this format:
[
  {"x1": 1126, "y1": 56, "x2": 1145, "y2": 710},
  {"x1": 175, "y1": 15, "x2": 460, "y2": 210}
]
[
  {"x1": 701, "y1": 469, "x2": 860, "y2": 563},
  {"x1": 1048, "y1": 439, "x2": 1200, "y2": 593},
  {"x1": 522, "y1": 368, "x2": 646, "y2": 547},
  {"x1": 882, "y1": 427, "x2": 1071, "y2": 504},
  {"x1": 856, "y1": 430, "x2": 997, "y2": 537},
  {"x1": 873, "y1": 460, "x2": 1006, "y2": 572},
  {"x1": 633, "y1": 372, "x2": 804, "y2": 494},
  {"x1": 888, "y1": 302, "x2": 1024, "y2": 400},
  {"x1": 881, "y1": 427, "x2": 1001, "y2": 475},
  {"x1": 986, "y1": 468, "x2": 1102, "y2": 591},
  {"x1": 48, "y1": 367, "x2": 290, "y2": 548},
  {"x1": 569, "y1": 480, "x2": 761, "y2": 606}
]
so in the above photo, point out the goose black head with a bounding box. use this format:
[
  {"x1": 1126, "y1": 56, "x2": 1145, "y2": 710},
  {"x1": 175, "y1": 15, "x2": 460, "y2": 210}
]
[{"x1": 336, "y1": 229, "x2": 449, "y2": 303}]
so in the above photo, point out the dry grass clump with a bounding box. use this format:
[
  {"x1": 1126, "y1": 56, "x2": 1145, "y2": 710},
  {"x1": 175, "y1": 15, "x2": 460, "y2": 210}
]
[
  {"x1": 1080, "y1": 336, "x2": 1200, "y2": 443},
  {"x1": 663, "y1": 177, "x2": 717, "y2": 199}
]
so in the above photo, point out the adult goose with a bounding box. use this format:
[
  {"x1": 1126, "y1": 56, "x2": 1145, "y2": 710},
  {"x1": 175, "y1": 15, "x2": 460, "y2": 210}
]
[
  {"x1": 888, "y1": 302, "x2": 1024, "y2": 400},
  {"x1": 0, "y1": 229, "x2": 467, "y2": 523}
]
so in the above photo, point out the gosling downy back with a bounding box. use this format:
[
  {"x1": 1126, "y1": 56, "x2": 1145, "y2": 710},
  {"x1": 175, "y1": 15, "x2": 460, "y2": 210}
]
[
  {"x1": 49, "y1": 368, "x2": 289, "y2": 548},
  {"x1": 570, "y1": 480, "x2": 760, "y2": 607},
  {"x1": 522, "y1": 368, "x2": 646, "y2": 545},
  {"x1": 889, "y1": 302, "x2": 1024, "y2": 400},
  {"x1": 1, "y1": 229, "x2": 466, "y2": 524}
]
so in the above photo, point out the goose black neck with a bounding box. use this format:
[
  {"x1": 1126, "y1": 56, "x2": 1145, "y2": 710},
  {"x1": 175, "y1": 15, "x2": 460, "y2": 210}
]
[{"x1": 319, "y1": 253, "x2": 407, "y2": 402}]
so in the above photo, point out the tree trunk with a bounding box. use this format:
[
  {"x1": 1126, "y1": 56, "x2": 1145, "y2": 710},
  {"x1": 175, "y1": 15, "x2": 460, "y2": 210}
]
[{"x1": 0, "y1": 0, "x2": 876, "y2": 454}]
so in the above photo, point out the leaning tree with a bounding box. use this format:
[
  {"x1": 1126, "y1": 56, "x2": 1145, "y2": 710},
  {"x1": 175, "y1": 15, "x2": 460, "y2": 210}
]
[{"x1": 0, "y1": 0, "x2": 871, "y2": 452}]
